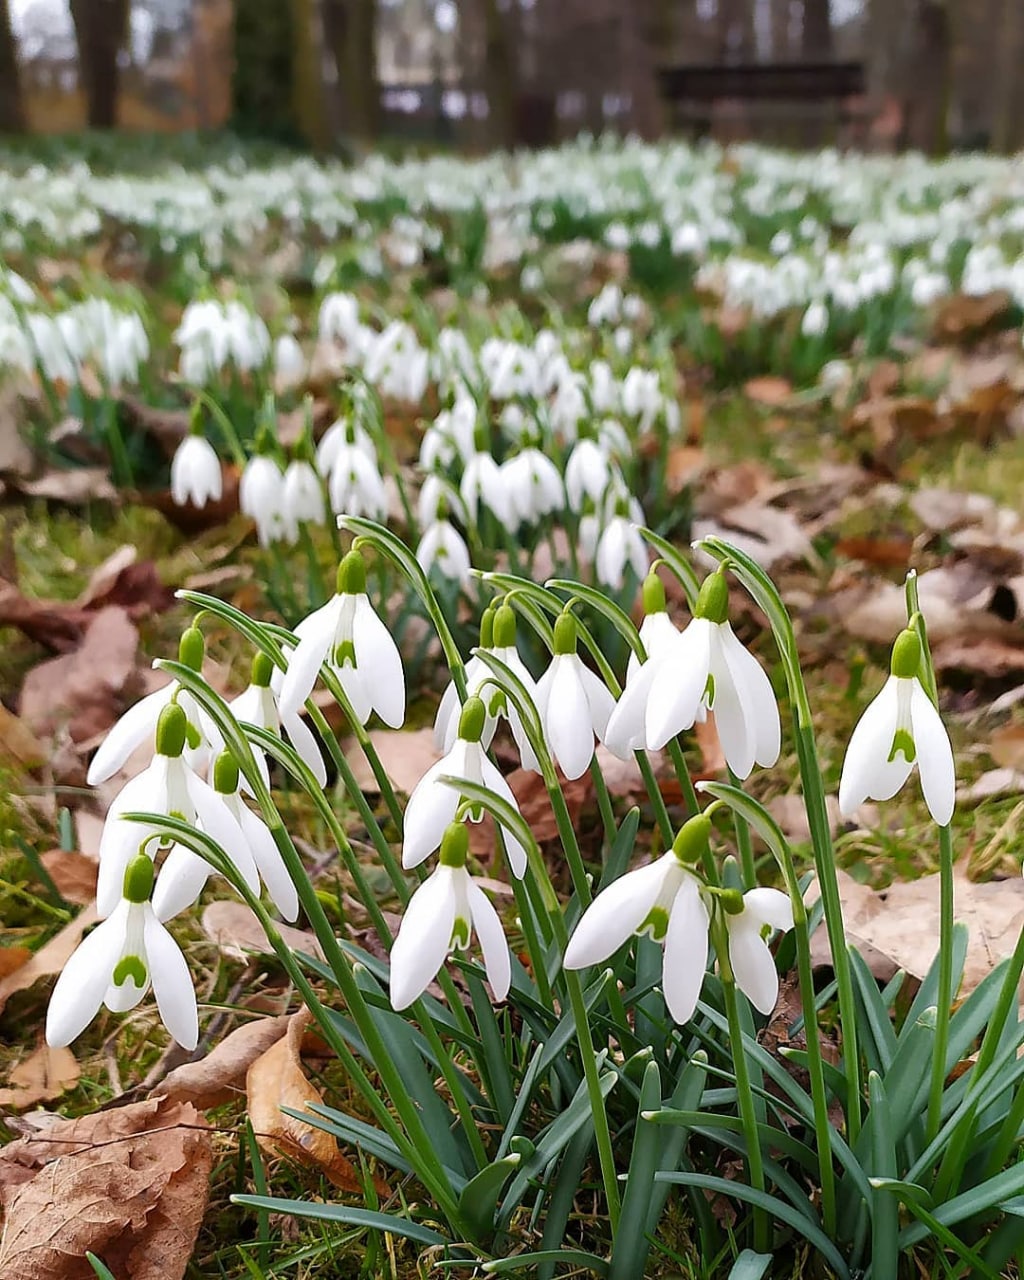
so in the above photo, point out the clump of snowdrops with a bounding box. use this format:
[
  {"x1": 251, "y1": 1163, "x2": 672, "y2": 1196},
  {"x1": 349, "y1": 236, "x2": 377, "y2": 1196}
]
[{"x1": 51, "y1": 499, "x2": 1024, "y2": 1278}]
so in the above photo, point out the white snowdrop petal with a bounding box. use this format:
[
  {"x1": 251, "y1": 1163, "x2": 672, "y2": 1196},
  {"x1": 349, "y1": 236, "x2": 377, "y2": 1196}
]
[
  {"x1": 546, "y1": 658, "x2": 594, "y2": 781},
  {"x1": 353, "y1": 594, "x2": 406, "y2": 728},
  {"x1": 646, "y1": 622, "x2": 713, "y2": 750},
  {"x1": 389, "y1": 868, "x2": 458, "y2": 1010},
  {"x1": 910, "y1": 682, "x2": 956, "y2": 826},
  {"x1": 402, "y1": 757, "x2": 459, "y2": 868},
  {"x1": 281, "y1": 708, "x2": 328, "y2": 789},
  {"x1": 278, "y1": 597, "x2": 340, "y2": 720},
  {"x1": 578, "y1": 664, "x2": 616, "y2": 741},
  {"x1": 743, "y1": 886, "x2": 794, "y2": 933},
  {"x1": 708, "y1": 634, "x2": 756, "y2": 780},
  {"x1": 152, "y1": 843, "x2": 213, "y2": 921},
  {"x1": 604, "y1": 659, "x2": 660, "y2": 759},
  {"x1": 144, "y1": 910, "x2": 199, "y2": 1049},
  {"x1": 563, "y1": 856, "x2": 673, "y2": 969},
  {"x1": 838, "y1": 676, "x2": 911, "y2": 813},
  {"x1": 467, "y1": 881, "x2": 511, "y2": 1002},
  {"x1": 728, "y1": 920, "x2": 780, "y2": 1015},
  {"x1": 86, "y1": 683, "x2": 173, "y2": 785},
  {"x1": 187, "y1": 772, "x2": 260, "y2": 894},
  {"x1": 662, "y1": 876, "x2": 710, "y2": 1025},
  {"x1": 46, "y1": 910, "x2": 125, "y2": 1047},
  {"x1": 717, "y1": 623, "x2": 781, "y2": 768},
  {"x1": 240, "y1": 804, "x2": 300, "y2": 922},
  {"x1": 480, "y1": 757, "x2": 528, "y2": 878}
]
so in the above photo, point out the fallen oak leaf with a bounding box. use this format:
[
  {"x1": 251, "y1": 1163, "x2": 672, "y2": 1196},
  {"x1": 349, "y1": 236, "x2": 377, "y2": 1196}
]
[
  {"x1": 154, "y1": 1015, "x2": 291, "y2": 1110},
  {"x1": 0, "y1": 1044, "x2": 80, "y2": 1109},
  {"x1": 0, "y1": 1096, "x2": 212, "y2": 1280},
  {"x1": 246, "y1": 1013, "x2": 371, "y2": 1193},
  {"x1": 201, "y1": 901, "x2": 324, "y2": 962}
]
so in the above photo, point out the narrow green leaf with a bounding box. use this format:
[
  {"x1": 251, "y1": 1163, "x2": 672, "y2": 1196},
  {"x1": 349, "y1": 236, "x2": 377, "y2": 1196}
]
[
  {"x1": 459, "y1": 1155, "x2": 523, "y2": 1241},
  {"x1": 86, "y1": 1255, "x2": 117, "y2": 1280},
  {"x1": 231, "y1": 1196, "x2": 448, "y2": 1248},
  {"x1": 654, "y1": 1173, "x2": 849, "y2": 1279},
  {"x1": 609, "y1": 1060, "x2": 664, "y2": 1280},
  {"x1": 866, "y1": 1073, "x2": 898, "y2": 1279},
  {"x1": 483, "y1": 1250, "x2": 609, "y2": 1275}
]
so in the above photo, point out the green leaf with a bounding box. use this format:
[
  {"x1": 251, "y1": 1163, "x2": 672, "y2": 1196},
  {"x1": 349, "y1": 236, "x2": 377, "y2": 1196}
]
[
  {"x1": 727, "y1": 1250, "x2": 773, "y2": 1280},
  {"x1": 866, "y1": 1072, "x2": 898, "y2": 1279},
  {"x1": 654, "y1": 1173, "x2": 849, "y2": 1279},
  {"x1": 483, "y1": 1250, "x2": 609, "y2": 1275},
  {"x1": 458, "y1": 1155, "x2": 523, "y2": 1241},
  {"x1": 231, "y1": 1196, "x2": 448, "y2": 1248},
  {"x1": 596, "y1": 807, "x2": 641, "y2": 892},
  {"x1": 439, "y1": 775, "x2": 541, "y2": 869},
  {"x1": 609, "y1": 1060, "x2": 663, "y2": 1280},
  {"x1": 537, "y1": 1123, "x2": 593, "y2": 1280},
  {"x1": 86, "y1": 1255, "x2": 117, "y2": 1280},
  {"x1": 545, "y1": 578, "x2": 645, "y2": 660}
]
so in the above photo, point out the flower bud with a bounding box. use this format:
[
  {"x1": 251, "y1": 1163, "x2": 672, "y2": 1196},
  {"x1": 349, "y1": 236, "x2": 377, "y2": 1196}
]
[
  {"x1": 251, "y1": 651, "x2": 274, "y2": 688},
  {"x1": 213, "y1": 750, "x2": 240, "y2": 795},
  {"x1": 492, "y1": 603, "x2": 517, "y2": 649},
  {"x1": 890, "y1": 628, "x2": 922, "y2": 680},
  {"x1": 458, "y1": 696, "x2": 487, "y2": 744},
  {"x1": 642, "y1": 571, "x2": 666, "y2": 617},
  {"x1": 336, "y1": 549, "x2": 366, "y2": 597},
  {"x1": 155, "y1": 703, "x2": 188, "y2": 758},
  {"x1": 178, "y1": 626, "x2": 205, "y2": 671},
  {"x1": 439, "y1": 821, "x2": 469, "y2": 868},
  {"x1": 695, "y1": 570, "x2": 729, "y2": 625},
  {"x1": 672, "y1": 813, "x2": 712, "y2": 865},
  {"x1": 553, "y1": 611, "x2": 578, "y2": 656},
  {"x1": 478, "y1": 604, "x2": 496, "y2": 650},
  {"x1": 122, "y1": 853, "x2": 155, "y2": 904}
]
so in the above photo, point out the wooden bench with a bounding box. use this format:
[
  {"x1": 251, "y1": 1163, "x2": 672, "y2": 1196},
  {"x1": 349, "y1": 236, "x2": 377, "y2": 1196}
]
[{"x1": 657, "y1": 61, "x2": 867, "y2": 142}]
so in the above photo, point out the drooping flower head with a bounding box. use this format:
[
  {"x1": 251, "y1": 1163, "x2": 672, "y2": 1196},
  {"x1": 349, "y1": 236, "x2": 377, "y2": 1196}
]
[
  {"x1": 171, "y1": 403, "x2": 222, "y2": 509},
  {"x1": 532, "y1": 610, "x2": 614, "y2": 781},
  {"x1": 838, "y1": 623, "x2": 955, "y2": 827},
  {"x1": 720, "y1": 886, "x2": 795, "y2": 1015},
  {"x1": 277, "y1": 549, "x2": 405, "y2": 728},
  {"x1": 47, "y1": 852, "x2": 198, "y2": 1050},
  {"x1": 564, "y1": 813, "x2": 712, "y2": 1024},
  {"x1": 390, "y1": 823, "x2": 511, "y2": 1011}
]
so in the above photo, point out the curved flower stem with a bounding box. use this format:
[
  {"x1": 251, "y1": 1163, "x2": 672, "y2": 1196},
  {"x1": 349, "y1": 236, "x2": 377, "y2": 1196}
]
[
  {"x1": 728, "y1": 765, "x2": 757, "y2": 888},
  {"x1": 906, "y1": 572, "x2": 956, "y2": 1144},
  {"x1": 666, "y1": 738, "x2": 701, "y2": 816},
  {"x1": 699, "y1": 535, "x2": 862, "y2": 1143},
  {"x1": 714, "y1": 914, "x2": 769, "y2": 1252}
]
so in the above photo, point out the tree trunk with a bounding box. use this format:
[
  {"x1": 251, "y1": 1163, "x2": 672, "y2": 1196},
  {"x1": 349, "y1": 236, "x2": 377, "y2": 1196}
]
[
  {"x1": 322, "y1": 0, "x2": 379, "y2": 142},
  {"x1": 70, "y1": 0, "x2": 130, "y2": 128},
  {"x1": 479, "y1": 0, "x2": 518, "y2": 148},
  {"x1": 0, "y1": 0, "x2": 24, "y2": 132},
  {"x1": 801, "y1": 0, "x2": 832, "y2": 57},
  {"x1": 290, "y1": 0, "x2": 331, "y2": 149},
  {"x1": 991, "y1": 0, "x2": 1024, "y2": 149},
  {"x1": 904, "y1": 0, "x2": 951, "y2": 152}
]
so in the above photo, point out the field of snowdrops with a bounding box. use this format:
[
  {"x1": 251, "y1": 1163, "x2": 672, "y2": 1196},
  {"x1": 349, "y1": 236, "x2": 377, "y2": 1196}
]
[{"x1": 4, "y1": 133, "x2": 1024, "y2": 1280}]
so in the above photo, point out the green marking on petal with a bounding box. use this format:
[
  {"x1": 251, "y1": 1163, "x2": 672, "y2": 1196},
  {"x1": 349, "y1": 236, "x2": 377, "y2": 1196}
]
[
  {"x1": 639, "y1": 905, "x2": 670, "y2": 942},
  {"x1": 112, "y1": 955, "x2": 148, "y2": 988},
  {"x1": 889, "y1": 728, "x2": 917, "y2": 764},
  {"x1": 487, "y1": 688, "x2": 507, "y2": 718},
  {"x1": 703, "y1": 672, "x2": 715, "y2": 708},
  {"x1": 450, "y1": 916, "x2": 472, "y2": 950},
  {"x1": 333, "y1": 639, "x2": 357, "y2": 668}
]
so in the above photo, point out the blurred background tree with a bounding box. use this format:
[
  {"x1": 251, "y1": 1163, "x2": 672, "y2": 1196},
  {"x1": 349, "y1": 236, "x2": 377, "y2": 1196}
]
[{"x1": 2, "y1": 0, "x2": 1024, "y2": 153}]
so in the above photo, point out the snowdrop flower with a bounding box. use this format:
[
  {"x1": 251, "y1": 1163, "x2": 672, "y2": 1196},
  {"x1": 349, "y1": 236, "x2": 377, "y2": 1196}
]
[
  {"x1": 278, "y1": 550, "x2": 404, "y2": 727},
  {"x1": 87, "y1": 627, "x2": 214, "y2": 785},
  {"x1": 417, "y1": 519, "x2": 472, "y2": 585},
  {"x1": 532, "y1": 612, "x2": 615, "y2": 781},
  {"x1": 318, "y1": 291, "x2": 361, "y2": 345},
  {"x1": 239, "y1": 453, "x2": 288, "y2": 547},
  {"x1": 96, "y1": 703, "x2": 252, "y2": 917},
  {"x1": 801, "y1": 299, "x2": 829, "y2": 338},
  {"x1": 565, "y1": 438, "x2": 612, "y2": 513},
  {"x1": 724, "y1": 887, "x2": 795, "y2": 1015},
  {"x1": 47, "y1": 853, "x2": 198, "y2": 1050},
  {"x1": 403, "y1": 698, "x2": 527, "y2": 878},
  {"x1": 316, "y1": 416, "x2": 375, "y2": 475},
  {"x1": 274, "y1": 333, "x2": 306, "y2": 389},
  {"x1": 503, "y1": 448, "x2": 565, "y2": 526},
  {"x1": 325, "y1": 433, "x2": 387, "y2": 520},
  {"x1": 628, "y1": 571, "x2": 780, "y2": 779},
  {"x1": 595, "y1": 513, "x2": 648, "y2": 589},
  {"x1": 564, "y1": 814, "x2": 712, "y2": 1025},
  {"x1": 838, "y1": 625, "x2": 955, "y2": 826},
  {"x1": 627, "y1": 572, "x2": 683, "y2": 681},
  {"x1": 231, "y1": 650, "x2": 327, "y2": 788},
  {"x1": 417, "y1": 473, "x2": 466, "y2": 528},
  {"x1": 282, "y1": 457, "x2": 327, "y2": 538},
  {"x1": 171, "y1": 427, "x2": 222, "y2": 509},
  {"x1": 153, "y1": 751, "x2": 294, "y2": 923},
  {"x1": 461, "y1": 449, "x2": 511, "y2": 524},
  {"x1": 390, "y1": 823, "x2": 511, "y2": 1010},
  {"x1": 434, "y1": 604, "x2": 538, "y2": 767}
]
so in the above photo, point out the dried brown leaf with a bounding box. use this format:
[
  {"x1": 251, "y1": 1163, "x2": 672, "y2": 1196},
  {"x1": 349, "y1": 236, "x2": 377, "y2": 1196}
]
[
  {"x1": 201, "y1": 901, "x2": 323, "y2": 962},
  {"x1": 0, "y1": 1044, "x2": 80, "y2": 1109},
  {"x1": 156, "y1": 1016, "x2": 291, "y2": 1109},
  {"x1": 989, "y1": 725, "x2": 1024, "y2": 772},
  {"x1": 19, "y1": 607, "x2": 138, "y2": 743},
  {"x1": 743, "y1": 375, "x2": 793, "y2": 407},
  {"x1": 39, "y1": 851, "x2": 98, "y2": 905},
  {"x1": 0, "y1": 1097, "x2": 212, "y2": 1280},
  {"x1": 344, "y1": 727, "x2": 440, "y2": 795},
  {"x1": 11, "y1": 468, "x2": 118, "y2": 504},
  {"x1": 0, "y1": 704, "x2": 46, "y2": 769},
  {"x1": 247, "y1": 1014, "x2": 364, "y2": 1192}
]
